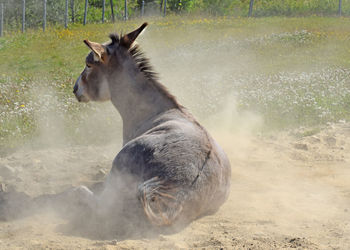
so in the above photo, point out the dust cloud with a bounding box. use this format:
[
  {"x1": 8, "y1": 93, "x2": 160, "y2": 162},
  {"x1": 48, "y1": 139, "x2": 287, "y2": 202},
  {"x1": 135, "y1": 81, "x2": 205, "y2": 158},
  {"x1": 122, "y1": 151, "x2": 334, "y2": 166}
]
[
  {"x1": 142, "y1": 26, "x2": 350, "y2": 248},
  {"x1": 0, "y1": 22, "x2": 349, "y2": 249}
]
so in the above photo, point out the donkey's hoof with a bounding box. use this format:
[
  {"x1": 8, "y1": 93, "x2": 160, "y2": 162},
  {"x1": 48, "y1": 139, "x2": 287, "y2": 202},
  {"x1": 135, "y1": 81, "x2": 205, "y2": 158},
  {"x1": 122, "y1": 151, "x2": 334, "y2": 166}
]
[{"x1": 65, "y1": 185, "x2": 96, "y2": 210}]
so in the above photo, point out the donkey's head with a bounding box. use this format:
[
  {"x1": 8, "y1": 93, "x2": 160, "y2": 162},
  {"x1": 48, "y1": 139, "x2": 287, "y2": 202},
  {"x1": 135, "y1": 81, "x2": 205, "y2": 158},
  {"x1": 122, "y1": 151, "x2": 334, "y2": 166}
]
[{"x1": 73, "y1": 23, "x2": 148, "y2": 102}]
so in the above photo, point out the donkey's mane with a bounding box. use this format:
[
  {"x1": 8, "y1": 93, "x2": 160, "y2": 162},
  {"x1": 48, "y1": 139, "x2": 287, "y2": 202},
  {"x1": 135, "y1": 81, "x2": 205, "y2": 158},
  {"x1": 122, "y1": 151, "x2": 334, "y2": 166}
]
[
  {"x1": 108, "y1": 33, "x2": 181, "y2": 108},
  {"x1": 129, "y1": 44, "x2": 182, "y2": 108},
  {"x1": 129, "y1": 45, "x2": 158, "y2": 81},
  {"x1": 109, "y1": 34, "x2": 157, "y2": 81}
]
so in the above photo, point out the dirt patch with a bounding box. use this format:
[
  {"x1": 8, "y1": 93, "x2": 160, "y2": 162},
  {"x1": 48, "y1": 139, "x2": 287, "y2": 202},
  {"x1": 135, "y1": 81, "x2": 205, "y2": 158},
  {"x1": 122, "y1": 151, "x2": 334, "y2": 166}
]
[{"x1": 0, "y1": 123, "x2": 349, "y2": 249}]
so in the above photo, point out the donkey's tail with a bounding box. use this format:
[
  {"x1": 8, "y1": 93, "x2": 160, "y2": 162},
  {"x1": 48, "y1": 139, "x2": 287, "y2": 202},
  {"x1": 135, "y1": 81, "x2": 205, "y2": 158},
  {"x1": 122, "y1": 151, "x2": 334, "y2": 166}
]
[{"x1": 138, "y1": 176, "x2": 187, "y2": 226}]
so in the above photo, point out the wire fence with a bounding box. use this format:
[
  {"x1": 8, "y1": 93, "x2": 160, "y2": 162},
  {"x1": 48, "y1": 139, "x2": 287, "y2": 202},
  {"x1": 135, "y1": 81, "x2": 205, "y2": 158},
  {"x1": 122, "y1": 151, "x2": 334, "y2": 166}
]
[{"x1": 0, "y1": 0, "x2": 349, "y2": 37}]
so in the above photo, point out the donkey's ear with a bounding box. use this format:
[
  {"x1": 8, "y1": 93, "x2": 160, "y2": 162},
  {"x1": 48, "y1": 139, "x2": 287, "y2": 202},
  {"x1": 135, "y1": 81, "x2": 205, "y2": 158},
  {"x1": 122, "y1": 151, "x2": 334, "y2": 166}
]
[
  {"x1": 120, "y1": 22, "x2": 148, "y2": 49},
  {"x1": 84, "y1": 40, "x2": 106, "y2": 62}
]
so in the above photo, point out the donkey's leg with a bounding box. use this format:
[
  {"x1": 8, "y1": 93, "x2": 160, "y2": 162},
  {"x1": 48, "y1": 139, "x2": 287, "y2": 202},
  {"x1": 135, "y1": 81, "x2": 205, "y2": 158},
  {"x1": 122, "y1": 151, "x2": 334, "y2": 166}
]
[
  {"x1": 33, "y1": 185, "x2": 98, "y2": 217},
  {"x1": 0, "y1": 189, "x2": 33, "y2": 221},
  {"x1": 63, "y1": 185, "x2": 96, "y2": 208},
  {"x1": 138, "y1": 177, "x2": 186, "y2": 226},
  {"x1": 0, "y1": 184, "x2": 100, "y2": 222}
]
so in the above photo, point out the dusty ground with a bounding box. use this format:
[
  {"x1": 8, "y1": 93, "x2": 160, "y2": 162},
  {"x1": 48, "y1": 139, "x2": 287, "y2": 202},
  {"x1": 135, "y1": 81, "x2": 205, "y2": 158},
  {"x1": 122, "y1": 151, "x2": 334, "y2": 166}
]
[{"x1": 0, "y1": 122, "x2": 349, "y2": 249}]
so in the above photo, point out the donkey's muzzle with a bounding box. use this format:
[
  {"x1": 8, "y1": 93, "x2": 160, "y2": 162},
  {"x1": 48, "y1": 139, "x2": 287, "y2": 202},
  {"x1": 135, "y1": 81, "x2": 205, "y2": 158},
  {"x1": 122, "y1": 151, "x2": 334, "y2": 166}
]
[
  {"x1": 73, "y1": 83, "x2": 78, "y2": 94},
  {"x1": 76, "y1": 95, "x2": 90, "y2": 103},
  {"x1": 73, "y1": 76, "x2": 90, "y2": 103}
]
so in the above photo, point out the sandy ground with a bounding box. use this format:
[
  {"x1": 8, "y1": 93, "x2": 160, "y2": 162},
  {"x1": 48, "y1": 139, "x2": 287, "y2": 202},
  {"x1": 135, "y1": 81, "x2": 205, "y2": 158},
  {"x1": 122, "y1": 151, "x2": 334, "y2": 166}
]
[{"x1": 0, "y1": 122, "x2": 349, "y2": 249}]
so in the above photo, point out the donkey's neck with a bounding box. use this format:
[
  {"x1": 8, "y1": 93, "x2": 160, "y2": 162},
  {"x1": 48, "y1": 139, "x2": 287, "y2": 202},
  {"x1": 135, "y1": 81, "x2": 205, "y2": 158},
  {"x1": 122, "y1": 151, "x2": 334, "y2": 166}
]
[{"x1": 108, "y1": 69, "x2": 178, "y2": 144}]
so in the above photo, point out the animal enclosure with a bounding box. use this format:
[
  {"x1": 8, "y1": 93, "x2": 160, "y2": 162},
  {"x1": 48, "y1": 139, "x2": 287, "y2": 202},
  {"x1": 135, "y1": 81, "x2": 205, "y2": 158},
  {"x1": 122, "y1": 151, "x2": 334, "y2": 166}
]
[{"x1": 0, "y1": 0, "x2": 350, "y2": 36}]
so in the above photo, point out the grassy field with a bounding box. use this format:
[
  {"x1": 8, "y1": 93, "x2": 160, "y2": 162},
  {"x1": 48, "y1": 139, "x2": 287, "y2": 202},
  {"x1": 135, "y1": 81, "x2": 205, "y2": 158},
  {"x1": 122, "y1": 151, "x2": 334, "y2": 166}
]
[{"x1": 1, "y1": 16, "x2": 350, "y2": 151}]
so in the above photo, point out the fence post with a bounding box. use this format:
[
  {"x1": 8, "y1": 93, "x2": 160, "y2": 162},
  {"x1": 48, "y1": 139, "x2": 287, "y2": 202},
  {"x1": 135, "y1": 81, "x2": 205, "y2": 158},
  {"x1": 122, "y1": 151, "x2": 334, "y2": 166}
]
[
  {"x1": 65, "y1": 0, "x2": 68, "y2": 28},
  {"x1": 163, "y1": 0, "x2": 166, "y2": 17},
  {"x1": 83, "y1": 0, "x2": 88, "y2": 25},
  {"x1": 141, "y1": 0, "x2": 144, "y2": 17},
  {"x1": 43, "y1": 0, "x2": 46, "y2": 32},
  {"x1": 71, "y1": 0, "x2": 75, "y2": 23},
  {"x1": 248, "y1": 0, "x2": 254, "y2": 17},
  {"x1": 124, "y1": 0, "x2": 127, "y2": 21},
  {"x1": 102, "y1": 0, "x2": 105, "y2": 23},
  {"x1": 0, "y1": 3, "x2": 3, "y2": 37},
  {"x1": 22, "y1": 0, "x2": 25, "y2": 33},
  {"x1": 338, "y1": 0, "x2": 342, "y2": 16},
  {"x1": 110, "y1": 0, "x2": 115, "y2": 22}
]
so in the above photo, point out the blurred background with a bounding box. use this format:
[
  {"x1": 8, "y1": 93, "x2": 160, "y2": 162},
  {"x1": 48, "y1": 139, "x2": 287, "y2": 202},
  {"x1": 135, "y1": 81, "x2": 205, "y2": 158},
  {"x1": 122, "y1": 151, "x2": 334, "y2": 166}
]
[
  {"x1": 0, "y1": 0, "x2": 349, "y2": 153},
  {"x1": 0, "y1": 0, "x2": 350, "y2": 31}
]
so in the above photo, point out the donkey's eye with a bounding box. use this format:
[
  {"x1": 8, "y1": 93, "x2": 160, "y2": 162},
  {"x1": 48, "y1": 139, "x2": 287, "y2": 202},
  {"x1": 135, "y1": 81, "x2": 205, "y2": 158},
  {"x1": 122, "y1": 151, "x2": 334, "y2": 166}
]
[{"x1": 86, "y1": 64, "x2": 92, "y2": 68}]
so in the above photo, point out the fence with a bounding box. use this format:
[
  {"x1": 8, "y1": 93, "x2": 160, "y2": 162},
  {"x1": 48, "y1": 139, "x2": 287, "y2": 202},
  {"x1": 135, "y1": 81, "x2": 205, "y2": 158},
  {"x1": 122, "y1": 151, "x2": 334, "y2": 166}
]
[{"x1": 0, "y1": 0, "x2": 348, "y2": 37}]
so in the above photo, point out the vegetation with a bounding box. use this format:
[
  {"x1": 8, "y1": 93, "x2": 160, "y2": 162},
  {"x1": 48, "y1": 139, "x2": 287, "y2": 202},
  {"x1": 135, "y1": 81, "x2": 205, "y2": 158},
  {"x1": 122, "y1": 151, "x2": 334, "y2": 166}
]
[
  {"x1": 1, "y1": 0, "x2": 350, "y2": 31},
  {"x1": 0, "y1": 16, "x2": 350, "y2": 152}
]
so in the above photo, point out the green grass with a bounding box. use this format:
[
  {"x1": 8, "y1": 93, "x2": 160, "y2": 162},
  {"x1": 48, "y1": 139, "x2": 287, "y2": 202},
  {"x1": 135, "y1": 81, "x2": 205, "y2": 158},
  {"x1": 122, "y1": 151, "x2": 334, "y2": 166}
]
[
  {"x1": 1, "y1": 16, "x2": 350, "y2": 151},
  {"x1": 3, "y1": 0, "x2": 350, "y2": 31}
]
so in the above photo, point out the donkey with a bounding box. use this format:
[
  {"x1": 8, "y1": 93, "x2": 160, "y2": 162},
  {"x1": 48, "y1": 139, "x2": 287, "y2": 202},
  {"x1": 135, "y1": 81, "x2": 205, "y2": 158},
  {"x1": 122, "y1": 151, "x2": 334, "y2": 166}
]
[
  {"x1": 0, "y1": 23, "x2": 231, "y2": 232},
  {"x1": 71, "y1": 22, "x2": 231, "y2": 228}
]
